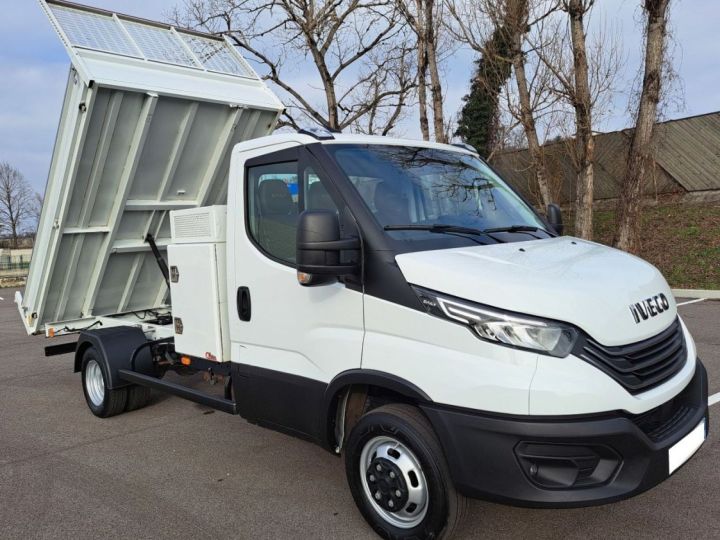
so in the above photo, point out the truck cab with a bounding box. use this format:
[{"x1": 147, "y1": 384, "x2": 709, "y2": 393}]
[{"x1": 169, "y1": 130, "x2": 707, "y2": 534}]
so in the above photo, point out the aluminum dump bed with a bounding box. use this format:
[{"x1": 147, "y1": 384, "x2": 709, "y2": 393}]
[{"x1": 17, "y1": 0, "x2": 283, "y2": 335}]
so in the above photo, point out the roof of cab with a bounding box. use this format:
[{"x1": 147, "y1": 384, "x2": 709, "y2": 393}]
[{"x1": 232, "y1": 132, "x2": 478, "y2": 156}]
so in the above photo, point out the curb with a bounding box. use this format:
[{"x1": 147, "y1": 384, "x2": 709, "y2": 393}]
[{"x1": 671, "y1": 289, "x2": 720, "y2": 300}]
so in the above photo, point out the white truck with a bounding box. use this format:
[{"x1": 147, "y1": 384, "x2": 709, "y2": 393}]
[{"x1": 17, "y1": 1, "x2": 708, "y2": 538}]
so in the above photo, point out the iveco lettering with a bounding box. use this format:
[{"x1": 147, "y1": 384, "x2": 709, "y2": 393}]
[
  {"x1": 630, "y1": 293, "x2": 671, "y2": 323},
  {"x1": 16, "y1": 2, "x2": 709, "y2": 539}
]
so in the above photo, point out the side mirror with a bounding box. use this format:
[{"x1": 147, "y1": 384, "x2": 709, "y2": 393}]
[
  {"x1": 296, "y1": 210, "x2": 360, "y2": 286},
  {"x1": 546, "y1": 203, "x2": 564, "y2": 236}
]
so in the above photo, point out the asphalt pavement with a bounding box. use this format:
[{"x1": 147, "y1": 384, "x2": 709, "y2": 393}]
[{"x1": 0, "y1": 289, "x2": 718, "y2": 539}]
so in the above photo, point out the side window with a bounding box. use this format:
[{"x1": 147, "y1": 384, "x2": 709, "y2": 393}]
[
  {"x1": 247, "y1": 161, "x2": 299, "y2": 263},
  {"x1": 304, "y1": 167, "x2": 339, "y2": 213},
  {"x1": 247, "y1": 162, "x2": 340, "y2": 265}
]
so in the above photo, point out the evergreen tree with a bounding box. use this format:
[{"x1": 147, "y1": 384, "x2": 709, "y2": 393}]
[{"x1": 455, "y1": 22, "x2": 514, "y2": 157}]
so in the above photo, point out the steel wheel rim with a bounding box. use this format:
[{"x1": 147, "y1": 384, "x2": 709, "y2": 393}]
[
  {"x1": 85, "y1": 360, "x2": 105, "y2": 406},
  {"x1": 359, "y1": 435, "x2": 428, "y2": 529}
]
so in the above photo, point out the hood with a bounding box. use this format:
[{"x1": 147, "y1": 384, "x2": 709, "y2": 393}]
[{"x1": 395, "y1": 237, "x2": 676, "y2": 346}]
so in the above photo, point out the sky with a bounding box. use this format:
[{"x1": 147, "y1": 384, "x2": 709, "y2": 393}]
[{"x1": 0, "y1": 0, "x2": 718, "y2": 193}]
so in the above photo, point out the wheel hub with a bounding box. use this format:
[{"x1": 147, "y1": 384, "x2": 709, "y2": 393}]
[
  {"x1": 365, "y1": 457, "x2": 409, "y2": 512},
  {"x1": 85, "y1": 359, "x2": 105, "y2": 406},
  {"x1": 359, "y1": 436, "x2": 429, "y2": 529}
]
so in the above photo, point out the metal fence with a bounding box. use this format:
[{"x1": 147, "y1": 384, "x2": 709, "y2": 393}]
[
  {"x1": 0, "y1": 262, "x2": 30, "y2": 271},
  {"x1": 0, "y1": 261, "x2": 31, "y2": 279}
]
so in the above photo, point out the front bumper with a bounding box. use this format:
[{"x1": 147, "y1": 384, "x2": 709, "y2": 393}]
[{"x1": 421, "y1": 359, "x2": 708, "y2": 507}]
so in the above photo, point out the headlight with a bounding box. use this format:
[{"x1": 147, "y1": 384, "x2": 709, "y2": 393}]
[{"x1": 412, "y1": 286, "x2": 577, "y2": 357}]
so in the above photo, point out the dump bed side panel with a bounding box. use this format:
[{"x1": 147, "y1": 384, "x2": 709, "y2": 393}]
[{"x1": 18, "y1": 1, "x2": 283, "y2": 334}]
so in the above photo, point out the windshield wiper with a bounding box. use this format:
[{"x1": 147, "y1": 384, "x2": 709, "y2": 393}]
[
  {"x1": 383, "y1": 224, "x2": 500, "y2": 244},
  {"x1": 482, "y1": 225, "x2": 546, "y2": 233},
  {"x1": 481, "y1": 225, "x2": 551, "y2": 239},
  {"x1": 384, "y1": 223, "x2": 553, "y2": 242}
]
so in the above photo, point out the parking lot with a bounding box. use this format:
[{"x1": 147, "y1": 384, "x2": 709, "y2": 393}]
[{"x1": 0, "y1": 288, "x2": 718, "y2": 539}]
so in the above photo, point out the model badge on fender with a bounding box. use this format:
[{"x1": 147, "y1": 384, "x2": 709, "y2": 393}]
[{"x1": 629, "y1": 293, "x2": 670, "y2": 323}]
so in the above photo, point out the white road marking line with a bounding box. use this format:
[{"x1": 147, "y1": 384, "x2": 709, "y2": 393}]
[
  {"x1": 676, "y1": 296, "x2": 716, "y2": 407},
  {"x1": 0, "y1": 297, "x2": 4, "y2": 301},
  {"x1": 677, "y1": 298, "x2": 706, "y2": 306}
]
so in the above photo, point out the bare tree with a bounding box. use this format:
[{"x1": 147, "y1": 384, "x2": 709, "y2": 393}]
[
  {"x1": 352, "y1": 38, "x2": 417, "y2": 135},
  {"x1": 564, "y1": 0, "x2": 593, "y2": 238},
  {"x1": 447, "y1": 0, "x2": 558, "y2": 205},
  {"x1": 530, "y1": 2, "x2": 622, "y2": 238},
  {"x1": 172, "y1": 0, "x2": 411, "y2": 133},
  {"x1": 0, "y1": 162, "x2": 33, "y2": 248},
  {"x1": 506, "y1": 0, "x2": 554, "y2": 208},
  {"x1": 398, "y1": 0, "x2": 448, "y2": 142},
  {"x1": 401, "y1": 1, "x2": 430, "y2": 139},
  {"x1": 615, "y1": 0, "x2": 671, "y2": 252},
  {"x1": 424, "y1": 0, "x2": 446, "y2": 142}
]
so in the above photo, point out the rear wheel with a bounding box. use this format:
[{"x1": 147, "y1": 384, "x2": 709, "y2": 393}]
[
  {"x1": 81, "y1": 348, "x2": 127, "y2": 418},
  {"x1": 125, "y1": 385, "x2": 152, "y2": 412},
  {"x1": 345, "y1": 404, "x2": 467, "y2": 539}
]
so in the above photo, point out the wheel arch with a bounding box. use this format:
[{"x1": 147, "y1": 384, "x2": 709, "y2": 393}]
[
  {"x1": 322, "y1": 369, "x2": 433, "y2": 452},
  {"x1": 73, "y1": 340, "x2": 93, "y2": 374},
  {"x1": 74, "y1": 326, "x2": 153, "y2": 389}
]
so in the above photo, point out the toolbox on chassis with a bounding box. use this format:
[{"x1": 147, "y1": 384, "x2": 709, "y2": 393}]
[{"x1": 17, "y1": 2, "x2": 708, "y2": 539}]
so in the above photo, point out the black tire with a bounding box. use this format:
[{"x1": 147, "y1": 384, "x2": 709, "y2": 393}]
[
  {"x1": 345, "y1": 403, "x2": 467, "y2": 540},
  {"x1": 125, "y1": 385, "x2": 152, "y2": 412},
  {"x1": 81, "y1": 347, "x2": 128, "y2": 418}
]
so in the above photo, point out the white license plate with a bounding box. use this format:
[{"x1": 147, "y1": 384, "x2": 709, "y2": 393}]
[{"x1": 668, "y1": 418, "x2": 706, "y2": 475}]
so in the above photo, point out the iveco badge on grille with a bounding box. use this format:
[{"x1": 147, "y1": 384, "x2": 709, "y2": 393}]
[{"x1": 629, "y1": 293, "x2": 670, "y2": 323}]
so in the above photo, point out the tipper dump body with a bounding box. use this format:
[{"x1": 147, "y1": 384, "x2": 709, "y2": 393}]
[{"x1": 17, "y1": 0, "x2": 283, "y2": 335}]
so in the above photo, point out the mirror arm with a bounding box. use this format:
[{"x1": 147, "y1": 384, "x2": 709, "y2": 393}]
[
  {"x1": 297, "y1": 237, "x2": 360, "y2": 251},
  {"x1": 297, "y1": 263, "x2": 359, "y2": 275}
]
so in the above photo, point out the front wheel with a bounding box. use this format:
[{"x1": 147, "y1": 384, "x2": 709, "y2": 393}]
[{"x1": 345, "y1": 404, "x2": 467, "y2": 539}]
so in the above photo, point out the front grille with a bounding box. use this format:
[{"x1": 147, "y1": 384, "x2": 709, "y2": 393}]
[
  {"x1": 632, "y1": 361, "x2": 701, "y2": 441},
  {"x1": 576, "y1": 318, "x2": 686, "y2": 394},
  {"x1": 637, "y1": 404, "x2": 695, "y2": 441}
]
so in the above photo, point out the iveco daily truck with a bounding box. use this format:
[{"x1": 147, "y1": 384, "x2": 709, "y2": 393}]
[{"x1": 17, "y1": 1, "x2": 708, "y2": 538}]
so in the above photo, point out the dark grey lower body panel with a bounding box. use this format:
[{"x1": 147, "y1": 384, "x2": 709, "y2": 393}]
[
  {"x1": 422, "y1": 360, "x2": 708, "y2": 507},
  {"x1": 118, "y1": 369, "x2": 237, "y2": 414}
]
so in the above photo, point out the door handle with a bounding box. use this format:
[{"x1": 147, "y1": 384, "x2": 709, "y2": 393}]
[{"x1": 237, "y1": 286, "x2": 251, "y2": 321}]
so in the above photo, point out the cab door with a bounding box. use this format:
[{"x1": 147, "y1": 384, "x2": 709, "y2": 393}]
[{"x1": 227, "y1": 144, "x2": 364, "y2": 439}]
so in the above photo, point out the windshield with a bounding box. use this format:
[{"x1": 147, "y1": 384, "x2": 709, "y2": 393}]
[{"x1": 325, "y1": 144, "x2": 546, "y2": 239}]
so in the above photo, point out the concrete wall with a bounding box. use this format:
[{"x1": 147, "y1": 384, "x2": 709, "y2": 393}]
[
  {"x1": 0, "y1": 249, "x2": 32, "y2": 280},
  {"x1": 0, "y1": 248, "x2": 33, "y2": 265}
]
